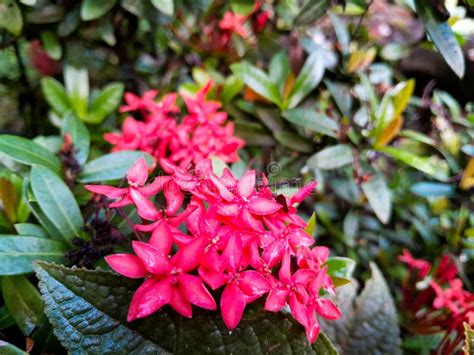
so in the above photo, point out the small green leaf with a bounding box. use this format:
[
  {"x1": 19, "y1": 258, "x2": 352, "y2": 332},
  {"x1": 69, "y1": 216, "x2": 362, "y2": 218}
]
[
  {"x1": 86, "y1": 82, "x2": 125, "y2": 124},
  {"x1": 151, "y1": 0, "x2": 174, "y2": 16},
  {"x1": 78, "y1": 151, "x2": 153, "y2": 183},
  {"x1": 307, "y1": 144, "x2": 353, "y2": 170},
  {"x1": 415, "y1": 0, "x2": 465, "y2": 78},
  {"x1": 2, "y1": 276, "x2": 43, "y2": 335},
  {"x1": 0, "y1": 135, "x2": 61, "y2": 173},
  {"x1": 64, "y1": 66, "x2": 89, "y2": 119},
  {"x1": 62, "y1": 112, "x2": 90, "y2": 165},
  {"x1": 304, "y1": 212, "x2": 317, "y2": 236},
  {"x1": 30, "y1": 165, "x2": 84, "y2": 242},
  {"x1": 329, "y1": 13, "x2": 349, "y2": 55},
  {"x1": 274, "y1": 131, "x2": 314, "y2": 153},
  {"x1": 231, "y1": 62, "x2": 282, "y2": 106},
  {"x1": 343, "y1": 210, "x2": 359, "y2": 247},
  {"x1": 80, "y1": 0, "x2": 117, "y2": 21},
  {"x1": 361, "y1": 174, "x2": 392, "y2": 224},
  {"x1": 0, "y1": 236, "x2": 67, "y2": 275},
  {"x1": 41, "y1": 78, "x2": 71, "y2": 116},
  {"x1": 287, "y1": 51, "x2": 325, "y2": 109},
  {"x1": 14, "y1": 223, "x2": 48, "y2": 238},
  {"x1": 40, "y1": 31, "x2": 62, "y2": 60},
  {"x1": 282, "y1": 108, "x2": 340, "y2": 138},
  {"x1": 410, "y1": 182, "x2": 455, "y2": 198},
  {"x1": 35, "y1": 261, "x2": 338, "y2": 354},
  {"x1": 0, "y1": 0, "x2": 23, "y2": 36},
  {"x1": 269, "y1": 51, "x2": 291, "y2": 95},
  {"x1": 230, "y1": 0, "x2": 254, "y2": 15},
  {"x1": 392, "y1": 79, "x2": 415, "y2": 119},
  {"x1": 294, "y1": 0, "x2": 331, "y2": 26},
  {"x1": 222, "y1": 75, "x2": 244, "y2": 104},
  {"x1": 325, "y1": 80, "x2": 352, "y2": 117},
  {"x1": 0, "y1": 341, "x2": 27, "y2": 355},
  {"x1": 324, "y1": 257, "x2": 356, "y2": 279}
]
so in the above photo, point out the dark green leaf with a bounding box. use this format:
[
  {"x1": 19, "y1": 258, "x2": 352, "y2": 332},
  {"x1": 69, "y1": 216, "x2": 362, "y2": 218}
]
[
  {"x1": 230, "y1": 62, "x2": 282, "y2": 106},
  {"x1": 35, "y1": 262, "x2": 337, "y2": 354},
  {"x1": 40, "y1": 31, "x2": 62, "y2": 60},
  {"x1": 0, "y1": 0, "x2": 22, "y2": 36},
  {"x1": 0, "y1": 236, "x2": 67, "y2": 275},
  {"x1": 14, "y1": 223, "x2": 48, "y2": 238},
  {"x1": 0, "y1": 341, "x2": 27, "y2": 355},
  {"x1": 0, "y1": 306, "x2": 15, "y2": 331},
  {"x1": 79, "y1": 151, "x2": 154, "y2": 183},
  {"x1": 361, "y1": 174, "x2": 392, "y2": 224},
  {"x1": 151, "y1": 0, "x2": 174, "y2": 16},
  {"x1": 320, "y1": 263, "x2": 402, "y2": 354},
  {"x1": 25, "y1": 193, "x2": 64, "y2": 241},
  {"x1": 410, "y1": 182, "x2": 455, "y2": 197},
  {"x1": 62, "y1": 112, "x2": 90, "y2": 165},
  {"x1": 282, "y1": 108, "x2": 339, "y2": 137},
  {"x1": 307, "y1": 144, "x2": 353, "y2": 170},
  {"x1": 294, "y1": 0, "x2": 331, "y2": 26},
  {"x1": 80, "y1": 0, "x2": 117, "y2": 21},
  {"x1": 0, "y1": 135, "x2": 61, "y2": 173},
  {"x1": 287, "y1": 51, "x2": 325, "y2": 109},
  {"x1": 274, "y1": 131, "x2": 314, "y2": 153},
  {"x1": 41, "y1": 78, "x2": 71, "y2": 116},
  {"x1": 325, "y1": 80, "x2": 352, "y2": 117},
  {"x1": 269, "y1": 51, "x2": 291, "y2": 95},
  {"x1": 86, "y1": 83, "x2": 125, "y2": 124},
  {"x1": 415, "y1": 0, "x2": 465, "y2": 78},
  {"x1": 30, "y1": 166, "x2": 84, "y2": 242},
  {"x1": 2, "y1": 276, "x2": 43, "y2": 335}
]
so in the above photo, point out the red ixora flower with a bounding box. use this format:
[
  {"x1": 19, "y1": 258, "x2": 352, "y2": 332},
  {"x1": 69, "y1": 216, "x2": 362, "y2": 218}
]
[
  {"x1": 104, "y1": 81, "x2": 245, "y2": 170},
  {"x1": 87, "y1": 156, "x2": 342, "y2": 343}
]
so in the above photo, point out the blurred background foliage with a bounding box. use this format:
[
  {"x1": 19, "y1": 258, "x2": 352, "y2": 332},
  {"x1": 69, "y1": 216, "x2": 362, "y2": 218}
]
[{"x1": 0, "y1": 0, "x2": 473, "y2": 353}]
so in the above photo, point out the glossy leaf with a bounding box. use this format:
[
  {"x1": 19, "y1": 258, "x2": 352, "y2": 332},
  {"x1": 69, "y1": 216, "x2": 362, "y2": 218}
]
[
  {"x1": 86, "y1": 83, "x2": 125, "y2": 124},
  {"x1": 274, "y1": 131, "x2": 314, "y2": 153},
  {"x1": 222, "y1": 75, "x2": 244, "y2": 105},
  {"x1": 415, "y1": 0, "x2": 465, "y2": 78},
  {"x1": 282, "y1": 108, "x2": 339, "y2": 138},
  {"x1": 0, "y1": 177, "x2": 18, "y2": 223},
  {"x1": 325, "y1": 80, "x2": 352, "y2": 117},
  {"x1": 294, "y1": 0, "x2": 331, "y2": 26},
  {"x1": 40, "y1": 78, "x2": 71, "y2": 116},
  {"x1": 0, "y1": 0, "x2": 22, "y2": 36},
  {"x1": 2, "y1": 276, "x2": 43, "y2": 335},
  {"x1": 0, "y1": 306, "x2": 15, "y2": 331},
  {"x1": 361, "y1": 174, "x2": 392, "y2": 224},
  {"x1": 64, "y1": 66, "x2": 89, "y2": 119},
  {"x1": 151, "y1": 0, "x2": 174, "y2": 16},
  {"x1": 78, "y1": 151, "x2": 153, "y2": 183},
  {"x1": 14, "y1": 223, "x2": 48, "y2": 238},
  {"x1": 410, "y1": 182, "x2": 455, "y2": 197},
  {"x1": 80, "y1": 0, "x2": 117, "y2": 21},
  {"x1": 304, "y1": 212, "x2": 317, "y2": 237},
  {"x1": 269, "y1": 51, "x2": 291, "y2": 95},
  {"x1": 287, "y1": 51, "x2": 325, "y2": 109},
  {"x1": 0, "y1": 236, "x2": 67, "y2": 275},
  {"x1": 30, "y1": 165, "x2": 84, "y2": 242},
  {"x1": 329, "y1": 13, "x2": 349, "y2": 55},
  {"x1": 0, "y1": 341, "x2": 27, "y2": 355},
  {"x1": 374, "y1": 115, "x2": 403, "y2": 148},
  {"x1": 230, "y1": 62, "x2": 282, "y2": 106},
  {"x1": 35, "y1": 261, "x2": 338, "y2": 354},
  {"x1": 325, "y1": 257, "x2": 356, "y2": 279},
  {"x1": 62, "y1": 112, "x2": 90, "y2": 165},
  {"x1": 0, "y1": 135, "x2": 61, "y2": 173},
  {"x1": 40, "y1": 31, "x2": 62, "y2": 60},
  {"x1": 307, "y1": 144, "x2": 353, "y2": 170}
]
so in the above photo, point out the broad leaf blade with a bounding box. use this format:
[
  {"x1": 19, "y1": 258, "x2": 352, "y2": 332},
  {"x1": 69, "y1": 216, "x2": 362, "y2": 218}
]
[
  {"x1": 415, "y1": 0, "x2": 465, "y2": 78},
  {"x1": 294, "y1": 0, "x2": 331, "y2": 26},
  {"x1": 80, "y1": 0, "x2": 117, "y2": 20},
  {"x1": 361, "y1": 174, "x2": 392, "y2": 224},
  {"x1": 30, "y1": 166, "x2": 84, "y2": 242},
  {"x1": 40, "y1": 78, "x2": 71, "y2": 116},
  {"x1": 0, "y1": 135, "x2": 61, "y2": 173},
  {"x1": 14, "y1": 223, "x2": 48, "y2": 238},
  {"x1": 78, "y1": 151, "x2": 153, "y2": 183},
  {"x1": 307, "y1": 145, "x2": 353, "y2": 170},
  {"x1": 35, "y1": 262, "x2": 338, "y2": 354},
  {"x1": 0, "y1": 236, "x2": 67, "y2": 275},
  {"x1": 62, "y1": 112, "x2": 90, "y2": 165},
  {"x1": 282, "y1": 108, "x2": 339, "y2": 138},
  {"x1": 0, "y1": 0, "x2": 23, "y2": 36},
  {"x1": 151, "y1": 0, "x2": 174, "y2": 16},
  {"x1": 86, "y1": 82, "x2": 125, "y2": 124}
]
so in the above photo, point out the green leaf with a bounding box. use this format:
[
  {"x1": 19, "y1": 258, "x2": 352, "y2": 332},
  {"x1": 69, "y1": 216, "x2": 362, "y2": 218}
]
[
  {"x1": 361, "y1": 174, "x2": 392, "y2": 224},
  {"x1": 41, "y1": 78, "x2": 71, "y2": 116},
  {"x1": 410, "y1": 182, "x2": 455, "y2": 198},
  {"x1": 230, "y1": 62, "x2": 282, "y2": 106},
  {"x1": 14, "y1": 223, "x2": 48, "y2": 238},
  {"x1": 320, "y1": 263, "x2": 402, "y2": 354},
  {"x1": 0, "y1": 0, "x2": 23, "y2": 36},
  {"x1": 269, "y1": 51, "x2": 291, "y2": 95},
  {"x1": 0, "y1": 236, "x2": 66, "y2": 275},
  {"x1": 287, "y1": 51, "x2": 325, "y2": 109},
  {"x1": 294, "y1": 0, "x2": 331, "y2": 26},
  {"x1": 0, "y1": 306, "x2": 15, "y2": 331},
  {"x1": 2, "y1": 276, "x2": 43, "y2": 335},
  {"x1": 329, "y1": 13, "x2": 349, "y2": 55},
  {"x1": 40, "y1": 31, "x2": 61, "y2": 60},
  {"x1": 463, "y1": 323, "x2": 474, "y2": 355},
  {"x1": 379, "y1": 147, "x2": 449, "y2": 181},
  {"x1": 64, "y1": 66, "x2": 89, "y2": 118},
  {"x1": 222, "y1": 75, "x2": 244, "y2": 105},
  {"x1": 35, "y1": 261, "x2": 338, "y2": 354},
  {"x1": 415, "y1": 0, "x2": 465, "y2": 78},
  {"x1": 274, "y1": 131, "x2": 314, "y2": 153},
  {"x1": 304, "y1": 212, "x2": 317, "y2": 236},
  {"x1": 78, "y1": 151, "x2": 154, "y2": 183},
  {"x1": 392, "y1": 79, "x2": 415, "y2": 119},
  {"x1": 325, "y1": 80, "x2": 352, "y2": 117},
  {"x1": 324, "y1": 257, "x2": 356, "y2": 279},
  {"x1": 0, "y1": 135, "x2": 61, "y2": 173},
  {"x1": 307, "y1": 145, "x2": 353, "y2": 170},
  {"x1": 342, "y1": 210, "x2": 359, "y2": 247},
  {"x1": 86, "y1": 82, "x2": 125, "y2": 124},
  {"x1": 30, "y1": 166, "x2": 84, "y2": 242},
  {"x1": 80, "y1": 0, "x2": 117, "y2": 21},
  {"x1": 282, "y1": 108, "x2": 339, "y2": 138},
  {"x1": 230, "y1": 0, "x2": 254, "y2": 15},
  {"x1": 151, "y1": 0, "x2": 174, "y2": 16},
  {"x1": 62, "y1": 112, "x2": 90, "y2": 165},
  {"x1": 0, "y1": 341, "x2": 27, "y2": 355},
  {"x1": 25, "y1": 193, "x2": 64, "y2": 241}
]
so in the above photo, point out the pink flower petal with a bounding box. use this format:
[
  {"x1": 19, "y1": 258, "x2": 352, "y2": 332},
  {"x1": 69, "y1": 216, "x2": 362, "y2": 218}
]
[
  {"x1": 220, "y1": 283, "x2": 246, "y2": 330},
  {"x1": 85, "y1": 185, "x2": 126, "y2": 199},
  {"x1": 305, "y1": 318, "x2": 320, "y2": 343},
  {"x1": 217, "y1": 202, "x2": 240, "y2": 216},
  {"x1": 172, "y1": 236, "x2": 206, "y2": 272},
  {"x1": 149, "y1": 220, "x2": 173, "y2": 255},
  {"x1": 237, "y1": 170, "x2": 256, "y2": 199},
  {"x1": 289, "y1": 293, "x2": 310, "y2": 328},
  {"x1": 127, "y1": 157, "x2": 149, "y2": 186},
  {"x1": 248, "y1": 198, "x2": 282, "y2": 215},
  {"x1": 314, "y1": 298, "x2": 341, "y2": 320},
  {"x1": 169, "y1": 287, "x2": 193, "y2": 318},
  {"x1": 290, "y1": 181, "x2": 317, "y2": 205},
  {"x1": 239, "y1": 270, "x2": 271, "y2": 299},
  {"x1": 132, "y1": 241, "x2": 171, "y2": 275},
  {"x1": 164, "y1": 181, "x2": 184, "y2": 215},
  {"x1": 222, "y1": 234, "x2": 242, "y2": 273},
  {"x1": 262, "y1": 240, "x2": 286, "y2": 269},
  {"x1": 130, "y1": 188, "x2": 159, "y2": 220},
  {"x1": 138, "y1": 176, "x2": 172, "y2": 196},
  {"x1": 105, "y1": 254, "x2": 148, "y2": 278},
  {"x1": 265, "y1": 287, "x2": 288, "y2": 312},
  {"x1": 198, "y1": 266, "x2": 226, "y2": 290},
  {"x1": 178, "y1": 274, "x2": 216, "y2": 310},
  {"x1": 134, "y1": 278, "x2": 173, "y2": 320}
]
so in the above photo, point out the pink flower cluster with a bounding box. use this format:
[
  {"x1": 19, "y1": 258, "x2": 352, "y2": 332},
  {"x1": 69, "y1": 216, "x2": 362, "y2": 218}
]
[
  {"x1": 86, "y1": 157, "x2": 341, "y2": 342},
  {"x1": 104, "y1": 82, "x2": 245, "y2": 169},
  {"x1": 399, "y1": 249, "x2": 474, "y2": 353}
]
